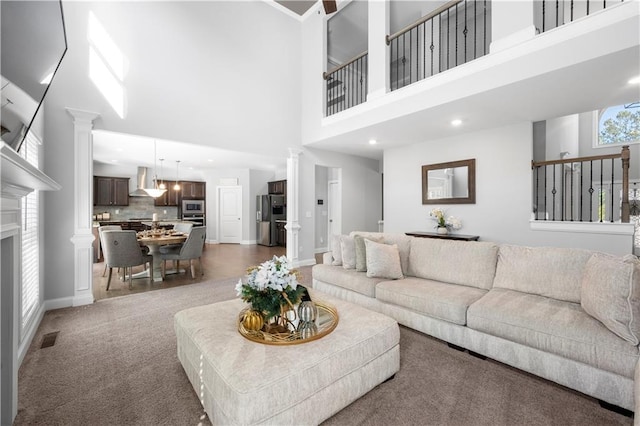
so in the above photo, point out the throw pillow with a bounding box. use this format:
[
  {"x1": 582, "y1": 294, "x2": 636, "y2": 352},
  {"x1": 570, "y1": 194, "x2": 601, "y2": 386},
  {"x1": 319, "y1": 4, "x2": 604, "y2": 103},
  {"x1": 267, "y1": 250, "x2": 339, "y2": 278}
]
[
  {"x1": 331, "y1": 234, "x2": 343, "y2": 266},
  {"x1": 341, "y1": 236, "x2": 356, "y2": 269},
  {"x1": 365, "y1": 239, "x2": 403, "y2": 280},
  {"x1": 581, "y1": 253, "x2": 640, "y2": 345},
  {"x1": 354, "y1": 235, "x2": 384, "y2": 272}
]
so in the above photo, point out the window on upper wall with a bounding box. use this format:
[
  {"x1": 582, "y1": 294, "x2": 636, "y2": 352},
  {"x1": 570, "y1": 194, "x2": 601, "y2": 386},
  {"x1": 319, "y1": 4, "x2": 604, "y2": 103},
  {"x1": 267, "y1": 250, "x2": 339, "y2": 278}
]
[{"x1": 596, "y1": 103, "x2": 640, "y2": 148}]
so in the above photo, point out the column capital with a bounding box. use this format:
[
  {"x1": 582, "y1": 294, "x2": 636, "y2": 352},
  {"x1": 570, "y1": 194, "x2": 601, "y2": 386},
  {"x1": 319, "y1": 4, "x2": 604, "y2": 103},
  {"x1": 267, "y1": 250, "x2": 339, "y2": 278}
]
[
  {"x1": 288, "y1": 147, "x2": 303, "y2": 158},
  {"x1": 65, "y1": 108, "x2": 100, "y2": 124}
]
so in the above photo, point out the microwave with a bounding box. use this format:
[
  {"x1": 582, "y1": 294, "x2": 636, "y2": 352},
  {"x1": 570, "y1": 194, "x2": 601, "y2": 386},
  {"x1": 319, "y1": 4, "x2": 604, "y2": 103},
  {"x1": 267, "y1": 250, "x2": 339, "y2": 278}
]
[{"x1": 182, "y1": 199, "x2": 205, "y2": 215}]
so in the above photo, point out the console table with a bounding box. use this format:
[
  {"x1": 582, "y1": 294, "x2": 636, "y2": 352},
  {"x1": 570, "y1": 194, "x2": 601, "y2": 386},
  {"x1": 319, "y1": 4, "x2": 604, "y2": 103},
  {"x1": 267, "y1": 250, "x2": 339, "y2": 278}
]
[{"x1": 406, "y1": 231, "x2": 480, "y2": 241}]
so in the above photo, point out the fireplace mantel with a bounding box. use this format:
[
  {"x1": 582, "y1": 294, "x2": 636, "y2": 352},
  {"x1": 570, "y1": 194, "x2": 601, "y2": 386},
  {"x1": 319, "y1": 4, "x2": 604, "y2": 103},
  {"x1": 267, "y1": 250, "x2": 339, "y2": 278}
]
[{"x1": 1, "y1": 141, "x2": 60, "y2": 198}]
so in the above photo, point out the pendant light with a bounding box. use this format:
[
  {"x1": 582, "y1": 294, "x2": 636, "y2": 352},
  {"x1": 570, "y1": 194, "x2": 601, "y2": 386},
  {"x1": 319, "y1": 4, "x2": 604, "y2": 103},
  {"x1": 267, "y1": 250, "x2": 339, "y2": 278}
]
[
  {"x1": 158, "y1": 159, "x2": 166, "y2": 190},
  {"x1": 144, "y1": 140, "x2": 167, "y2": 198},
  {"x1": 174, "y1": 160, "x2": 181, "y2": 191}
]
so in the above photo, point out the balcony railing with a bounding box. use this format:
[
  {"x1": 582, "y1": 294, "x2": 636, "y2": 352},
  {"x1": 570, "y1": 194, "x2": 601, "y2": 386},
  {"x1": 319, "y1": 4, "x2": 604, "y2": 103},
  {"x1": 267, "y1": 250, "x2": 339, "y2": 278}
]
[
  {"x1": 531, "y1": 146, "x2": 631, "y2": 223},
  {"x1": 323, "y1": 52, "x2": 368, "y2": 116},
  {"x1": 386, "y1": 0, "x2": 490, "y2": 91},
  {"x1": 535, "y1": 0, "x2": 626, "y2": 33}
]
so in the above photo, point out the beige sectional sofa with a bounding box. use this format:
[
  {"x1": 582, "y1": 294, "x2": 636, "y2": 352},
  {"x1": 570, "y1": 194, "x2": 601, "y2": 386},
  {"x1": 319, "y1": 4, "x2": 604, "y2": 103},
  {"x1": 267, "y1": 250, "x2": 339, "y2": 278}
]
[{"x1": 312, "y1": 232, "x2": 640, "y2": 415}]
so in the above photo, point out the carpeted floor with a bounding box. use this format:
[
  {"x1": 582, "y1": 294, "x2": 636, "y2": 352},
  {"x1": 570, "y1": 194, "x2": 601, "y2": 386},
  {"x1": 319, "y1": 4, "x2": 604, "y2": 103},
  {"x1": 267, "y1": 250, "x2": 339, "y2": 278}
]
[{"x1": 16, "y1": 267, "x2": 632, "y2": 425}]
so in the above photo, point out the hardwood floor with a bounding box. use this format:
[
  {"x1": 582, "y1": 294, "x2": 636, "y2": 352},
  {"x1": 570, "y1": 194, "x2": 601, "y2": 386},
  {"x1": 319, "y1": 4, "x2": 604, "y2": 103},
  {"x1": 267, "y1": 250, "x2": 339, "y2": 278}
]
[{"x1": 92, "y1": 243, "x2": 288, "y2": 301}]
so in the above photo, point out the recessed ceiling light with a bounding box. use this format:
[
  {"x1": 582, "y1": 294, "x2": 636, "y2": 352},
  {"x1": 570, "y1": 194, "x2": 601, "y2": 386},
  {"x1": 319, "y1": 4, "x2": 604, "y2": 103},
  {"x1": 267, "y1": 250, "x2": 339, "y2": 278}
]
[
  {"x1": 110, "y1": 159, "x2": 118, "y2": 163},
  {"x1": 207, "y1": 159, "x2": 213, "y2": 162},
  {"x1": 369, "y1": 139, "x2": 377, "y2": 145},
  {"x1": 629, "y1": 76, "x2": 640, "y2": 85},
  {"x1": 451, "y1": 119, "x2": 462, "y2": 126}
]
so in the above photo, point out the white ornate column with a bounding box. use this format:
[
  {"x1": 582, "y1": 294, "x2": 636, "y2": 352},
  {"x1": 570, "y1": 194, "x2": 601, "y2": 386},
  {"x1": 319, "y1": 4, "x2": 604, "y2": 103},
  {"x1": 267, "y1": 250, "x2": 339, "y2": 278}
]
[
  {"x1": 286, "y1": 148, "x2": 302, "y2": 267},
  {"x1": 66, "y1": 108, "x2": 100, "y2": 306}
]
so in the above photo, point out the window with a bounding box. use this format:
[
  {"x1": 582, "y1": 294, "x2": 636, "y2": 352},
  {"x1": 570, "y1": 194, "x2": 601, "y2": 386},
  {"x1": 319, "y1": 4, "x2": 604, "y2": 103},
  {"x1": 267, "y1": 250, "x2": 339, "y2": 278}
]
[
  {"x1": 19, "y1": 132, "x2": 40, "y2": 334},
  {"x1": 596, "y1": 103, "x2": 640, "y2": 147}
]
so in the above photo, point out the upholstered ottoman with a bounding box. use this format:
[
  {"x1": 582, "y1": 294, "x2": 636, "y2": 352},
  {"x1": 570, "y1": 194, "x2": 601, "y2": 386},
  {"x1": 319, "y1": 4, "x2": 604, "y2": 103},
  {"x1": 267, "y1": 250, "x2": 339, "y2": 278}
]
[{"x1": 174, "y1": 292, "x2": 400, "y2": 425}]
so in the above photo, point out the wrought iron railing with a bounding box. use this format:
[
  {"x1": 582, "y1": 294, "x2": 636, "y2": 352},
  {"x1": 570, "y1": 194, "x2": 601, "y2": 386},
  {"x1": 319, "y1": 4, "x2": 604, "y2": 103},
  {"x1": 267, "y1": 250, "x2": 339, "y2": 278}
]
[
  {"x1": 535, "y1": 0, "x2": 626, "y2": 33},
  {"x1": 531, "y1": 146, "x2": 631, "y2": 223},
  {"x1": 386, "y1": 0, "x2": 490, "y2": 91},
  {"x1": 323, "y1": 52, "x2": 368, "y2": 116}
]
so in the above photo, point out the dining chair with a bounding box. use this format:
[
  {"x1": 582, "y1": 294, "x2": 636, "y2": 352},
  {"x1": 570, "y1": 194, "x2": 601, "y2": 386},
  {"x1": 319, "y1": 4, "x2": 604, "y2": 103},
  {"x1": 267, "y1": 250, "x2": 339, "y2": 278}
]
[
  {"x1": 173, "y1": 222, "x2": 194, "y2": 234},
  {"x1": 98, "y1": 225, "x2": 122, "y2": 277},
  {"x1": 102, "y1": 230, "x2": 153, "y2": 290},
  {"x1": 159, "y1": 226, "x2": 206, "y2": 279}
]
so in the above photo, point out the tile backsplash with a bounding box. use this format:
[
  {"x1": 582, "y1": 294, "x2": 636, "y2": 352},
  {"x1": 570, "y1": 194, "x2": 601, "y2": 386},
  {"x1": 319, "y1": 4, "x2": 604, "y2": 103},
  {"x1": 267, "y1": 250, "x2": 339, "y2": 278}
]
[{"x1": 94, "y1": 196, "x2": 179, "y2": 220}]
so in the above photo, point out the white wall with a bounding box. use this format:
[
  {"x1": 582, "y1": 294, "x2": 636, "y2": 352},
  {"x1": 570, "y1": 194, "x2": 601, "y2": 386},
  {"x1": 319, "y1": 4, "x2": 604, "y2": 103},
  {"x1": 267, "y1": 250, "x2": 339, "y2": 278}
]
[
  {"x1": 314, "y1": 165, "x2": 329, "y2": 251},
  {"x1": 384, "y1": 121, "x2": 633, "y2": 255},
  {"x1": 545, "y1": 115, "x2": 580, "y2": 160}
]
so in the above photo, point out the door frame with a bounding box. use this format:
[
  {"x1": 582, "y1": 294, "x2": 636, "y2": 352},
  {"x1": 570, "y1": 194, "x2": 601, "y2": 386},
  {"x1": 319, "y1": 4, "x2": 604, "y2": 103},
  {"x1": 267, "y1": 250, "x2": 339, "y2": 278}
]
[{"x1": 216, "y1": 185, "x2": 243, "y2": 244}]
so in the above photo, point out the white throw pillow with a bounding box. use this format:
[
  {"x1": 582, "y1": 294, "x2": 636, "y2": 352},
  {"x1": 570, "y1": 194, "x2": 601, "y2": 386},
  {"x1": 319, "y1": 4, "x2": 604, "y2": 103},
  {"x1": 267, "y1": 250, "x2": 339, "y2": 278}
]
[
  {"x1": 365, "y1": 240, "x2": 403, "y2": 280},
  {"x1": 341, "y1": 236, "x2": 356, "y2": 269},
  {"x1": 331, "y1": 234, "x2": 344, "y2": 266},
  {"x1": 354, "y1": 235, "x2": 384, "y2": 272},
  {"x1": 581, "y1": 253, "x2": 640, "y2": 345}
]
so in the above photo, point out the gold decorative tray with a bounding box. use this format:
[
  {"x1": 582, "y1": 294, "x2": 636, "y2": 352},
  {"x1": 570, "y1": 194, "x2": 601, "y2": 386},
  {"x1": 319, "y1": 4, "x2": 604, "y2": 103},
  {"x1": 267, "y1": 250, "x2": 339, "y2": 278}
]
[{"x1": 237, "y1": 302, "x2": 339, "y2": 346}]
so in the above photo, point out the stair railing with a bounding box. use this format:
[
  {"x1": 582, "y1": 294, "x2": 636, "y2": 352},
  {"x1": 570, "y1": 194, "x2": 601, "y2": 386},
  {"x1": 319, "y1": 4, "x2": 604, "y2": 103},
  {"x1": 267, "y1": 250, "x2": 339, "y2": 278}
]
[
  {"x1": 323, "y1": 51, "x2": 368, "y2": 116},
  {"x1": 531, "y1": 145, "x2": 630, "y2": 223},
  {"x1": 386, "y1": 0, "x2": 490, "y2": 91}
]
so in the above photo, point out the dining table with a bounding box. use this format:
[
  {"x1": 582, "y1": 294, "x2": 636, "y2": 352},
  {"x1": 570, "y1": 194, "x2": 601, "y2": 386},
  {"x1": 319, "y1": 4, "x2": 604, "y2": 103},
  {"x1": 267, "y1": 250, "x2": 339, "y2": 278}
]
[{"x1": 135, "y1": 233, "x2": 188, "y2": 282}]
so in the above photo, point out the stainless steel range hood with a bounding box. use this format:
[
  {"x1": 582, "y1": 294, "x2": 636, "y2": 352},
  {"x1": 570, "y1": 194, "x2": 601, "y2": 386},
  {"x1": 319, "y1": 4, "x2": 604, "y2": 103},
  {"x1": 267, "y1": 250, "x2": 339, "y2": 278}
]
[{"x1": 129, "y1": 166, "x2": 151, "y2": 197}]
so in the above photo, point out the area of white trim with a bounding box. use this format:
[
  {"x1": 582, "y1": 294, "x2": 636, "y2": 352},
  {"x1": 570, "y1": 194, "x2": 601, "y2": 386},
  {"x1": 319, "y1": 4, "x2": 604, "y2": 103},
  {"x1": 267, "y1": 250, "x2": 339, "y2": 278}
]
[
  {"x1": 241, "y1": 240, "x2": 257, "y2": 245},
  {"x1": 205, "y1": 239, "x2": 219, "y2": 245},
  {"x1": 315, "y1": 247, "x2": 328, "y2": 254},
  {"x1": 530, "y1": 220, "x2": 635, "y2": 235},
  {"x1": 43, "y1": 296, "x2": 75, "y2": 311},
  {"x1": 292, "y1": 257, "x2": 317, "y2": 268},
  {"x1": 17, "y1": 304, "x2": 44, "y2": 365}
]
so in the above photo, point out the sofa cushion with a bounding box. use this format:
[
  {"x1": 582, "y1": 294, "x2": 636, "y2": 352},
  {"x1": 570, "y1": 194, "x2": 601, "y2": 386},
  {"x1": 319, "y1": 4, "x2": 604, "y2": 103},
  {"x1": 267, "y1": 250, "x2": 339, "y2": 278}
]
[
  {"x1": 312, "y1": 264, "x2": 387, "y2": 298},
  {"x1": 493, "y1": 245, "x2": 593, "y2": 303},
  {"x1": 467, "y1": 288, "x2": 639, "y2": 378},
  {"x1": 407, "y1": 238, "x2": 498, "y2": 290},
  {"x1": 365, "y1": 240, "x2": 403, "y2": 280},
  {"x1": 355, "y1": 235, "x2": 383, "y2": 272},
  {"x1": 330, "y1": 235, "x2": 343, "y2": 266},
  {"x1": 341, "y1": 236, "x2": 356, "y2": 269},
  {"x1": 377, "y1": 277, "x2": 488, "y2": 325},
  {"x1": 581, "y1": 253, "x2": 640, "y2": 345},
  {"x1": 351, "y1": 232, "x2": 412, "y2": 275}
]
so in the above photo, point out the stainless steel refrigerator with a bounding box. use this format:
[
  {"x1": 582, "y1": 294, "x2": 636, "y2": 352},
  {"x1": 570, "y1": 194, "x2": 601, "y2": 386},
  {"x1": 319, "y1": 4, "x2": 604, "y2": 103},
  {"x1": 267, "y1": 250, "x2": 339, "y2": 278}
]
[{"x1": 256, "y1": 194, "x2": 285, "y2": 246}]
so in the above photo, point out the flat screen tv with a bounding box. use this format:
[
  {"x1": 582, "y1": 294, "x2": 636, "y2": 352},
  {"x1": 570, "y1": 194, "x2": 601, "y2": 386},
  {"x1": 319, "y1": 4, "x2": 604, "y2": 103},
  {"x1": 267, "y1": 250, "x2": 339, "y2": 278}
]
[{"x1": 1, "y1": 0, "x2": 67, "y2": 153}]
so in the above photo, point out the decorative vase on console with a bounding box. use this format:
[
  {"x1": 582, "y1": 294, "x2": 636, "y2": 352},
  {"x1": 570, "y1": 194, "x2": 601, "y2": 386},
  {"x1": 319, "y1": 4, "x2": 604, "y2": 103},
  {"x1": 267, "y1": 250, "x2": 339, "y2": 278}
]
[{"x1": 430, "y1": 208, "x2": 462, "y2": 235}]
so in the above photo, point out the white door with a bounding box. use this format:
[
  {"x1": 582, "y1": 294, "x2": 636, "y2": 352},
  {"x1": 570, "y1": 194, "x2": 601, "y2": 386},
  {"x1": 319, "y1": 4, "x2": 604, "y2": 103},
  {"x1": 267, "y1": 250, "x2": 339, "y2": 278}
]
[
  {"x1": 327, "y1": 180, "x2": 342, "y2": 239},
  {"x1": 217, "y1": 186, "x2": 242, "y2": 244}
]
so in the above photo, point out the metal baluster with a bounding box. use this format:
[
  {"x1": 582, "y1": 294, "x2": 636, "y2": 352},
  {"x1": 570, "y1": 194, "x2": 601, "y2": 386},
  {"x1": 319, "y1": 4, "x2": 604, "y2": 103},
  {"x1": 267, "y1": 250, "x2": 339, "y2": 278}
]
[
  {"x1": 600, "y1": 159, "x2": 604, "y2": 222},
  {"x1": 535, "y1": 167, "x2": 540, "y2": 219},
  {"x1": 410, "y1": 27, "x2": 413, "y2": 85},
  {"x1": 542, "y1": 0, "x2": 546, "y2": 32},
  {"x1": 447, "y1": 9, "x2": 450, "y2": 70},
  {"x1": 544, "y1": 165, "x2": 548, "y2": 220},
  {"x1": 483, "y1": 0, "x2": 487, "y2": 55},
  {"x1": 463, "y1": 0, "x2": 468, "y2": 63},
  {"x1": 431, "y1": 18, "x2": 435, "y2": 76},
  {"x1": 589, "y1": 160, "x2": 594, "y2": 222},
  {"x1": 474, "y1": 0, "x2": 478, "y2": 57},
  {"x1": 587, "y1": 0, "x2": 590, "y2": 15},
  {"x1": 571, "y1": 0, "x2": 574, "y2": 21},
  {"x1": 555, "y1": 0, "x2": 559, "y2": 29},
  {"x1": 455, "y1": 3, "x2": 458, "y2": 67},
  {"x1": 552, "y1": 165, "x2": 557, "y2": 221},
  {"x1": 561, "y1": 162, "x2": 565, "y2": 220},
  {"x1": 439, "y1": 13, "x2": 442, "y2": 73},
  {"x1": 570, "y1": 162, "x2": 574, "y2": 220},
  {"x1": 422, "y1": 22, "x2": 426, "y2": 80},
  {"x1": 579, "y1": 160, "x2": 584, "y2": 221}
]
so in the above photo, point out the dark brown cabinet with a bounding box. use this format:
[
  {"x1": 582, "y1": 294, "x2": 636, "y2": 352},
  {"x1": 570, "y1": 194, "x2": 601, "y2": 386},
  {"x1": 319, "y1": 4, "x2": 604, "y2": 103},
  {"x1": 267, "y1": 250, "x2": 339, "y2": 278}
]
[
  {"x1": 94, "y1": 176, "x2": 129, "y2": 206},
  {"x1": 154, "y1": 181, "x2": 180, "y2": 206},
  {"x1": 181, "y1": 181, "x2": 206, "y2": 200},
  {"x1": 276, "y1": 221, "x2": 287, "y2": 247},
  {"x1": 268, "y1": 180, "x2": 286, "y2": 196}
]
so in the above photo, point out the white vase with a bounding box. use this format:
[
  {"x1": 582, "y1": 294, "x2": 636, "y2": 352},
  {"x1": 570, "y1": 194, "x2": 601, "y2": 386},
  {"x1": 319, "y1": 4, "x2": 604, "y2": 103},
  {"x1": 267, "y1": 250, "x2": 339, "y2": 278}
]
[{"x1": 437, "y1": 227, "x2": 448, "y2": 235}]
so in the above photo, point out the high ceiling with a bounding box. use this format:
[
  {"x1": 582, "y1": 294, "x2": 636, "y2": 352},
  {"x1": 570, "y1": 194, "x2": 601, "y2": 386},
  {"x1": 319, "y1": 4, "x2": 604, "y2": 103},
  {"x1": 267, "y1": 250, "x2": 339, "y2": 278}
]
[{"x1": 274, "y1": 0, "x2": 316, "y2": 16}]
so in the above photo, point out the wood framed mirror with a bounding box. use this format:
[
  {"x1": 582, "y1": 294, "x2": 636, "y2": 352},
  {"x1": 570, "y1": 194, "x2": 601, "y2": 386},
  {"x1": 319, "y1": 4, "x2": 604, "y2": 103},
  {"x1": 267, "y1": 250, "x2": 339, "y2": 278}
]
[{"x1": 422, "y1": 159, "x2": 476, "y2": 204}]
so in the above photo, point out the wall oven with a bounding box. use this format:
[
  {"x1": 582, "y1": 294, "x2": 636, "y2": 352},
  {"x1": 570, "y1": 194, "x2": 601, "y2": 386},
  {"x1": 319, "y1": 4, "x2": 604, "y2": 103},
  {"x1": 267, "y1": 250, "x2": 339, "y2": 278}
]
[
  {"x1": 182, "y1": 199, "x2": 205, "y2": 215},
  {"x1": 182, "y1": 200, "x2": 205, "y2": 227}
]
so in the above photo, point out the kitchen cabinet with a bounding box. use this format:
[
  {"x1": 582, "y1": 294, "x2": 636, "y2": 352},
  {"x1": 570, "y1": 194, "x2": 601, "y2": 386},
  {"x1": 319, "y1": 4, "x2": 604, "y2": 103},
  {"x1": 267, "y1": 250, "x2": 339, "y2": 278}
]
[
  {"x1": 94, "y1": 176, "x2": 129, "y2": 206},
  {"x1": 268, "y1": 180, "x2": 286, "y2": 196},
  {"x1": 154, "y1": 180, "x2": 180, "y2": 206},
  {"x1": 181, "y1": 181, "x2": 206, "y2": 199},
  {"x1": 276, "y1": 221, "x2": 287, "y2": 247}
]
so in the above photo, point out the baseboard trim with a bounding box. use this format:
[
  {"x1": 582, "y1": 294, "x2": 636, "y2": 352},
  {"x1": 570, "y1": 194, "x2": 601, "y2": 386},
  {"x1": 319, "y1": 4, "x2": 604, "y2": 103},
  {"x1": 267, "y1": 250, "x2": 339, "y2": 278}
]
[
  {"x1": 241, "y1": 240, "x2": 256, "y2": 245},
  {"x1": 44, "y1": 296, "x2": 74, "y2": 311},
  {"x1": 18, "y1": 304, "x2": 46, "y2": 365},
  {"x1": 314, "y1": 247, "x2": 328, "y2": 254},
  {"x1": 73, "y1": 294, "x2": 94, "y2": 307},
  {"x1": 293, "y1": 258, "x2": 316, "y2": 268},
  {"x1": 206, "y1": 239, "x2": 219, "y2": 244}
]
